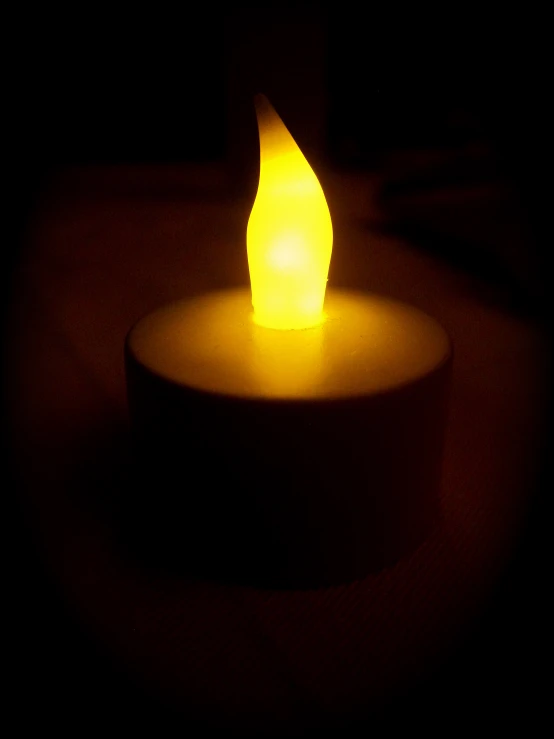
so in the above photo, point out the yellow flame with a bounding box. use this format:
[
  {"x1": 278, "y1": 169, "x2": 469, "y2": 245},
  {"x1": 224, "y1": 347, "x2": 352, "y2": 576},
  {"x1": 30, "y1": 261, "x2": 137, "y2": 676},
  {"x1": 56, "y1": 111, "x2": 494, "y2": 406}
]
[{"x1": 247, "y1": 95, "x2": 333, "y2": 330}]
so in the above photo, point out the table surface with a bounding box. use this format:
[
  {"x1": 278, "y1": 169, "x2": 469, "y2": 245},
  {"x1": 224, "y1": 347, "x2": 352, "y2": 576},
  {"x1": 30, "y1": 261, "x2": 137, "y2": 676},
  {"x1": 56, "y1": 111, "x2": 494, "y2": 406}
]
[{"x1": 6, "y1": 161, "x2": 550, "y2": 734}]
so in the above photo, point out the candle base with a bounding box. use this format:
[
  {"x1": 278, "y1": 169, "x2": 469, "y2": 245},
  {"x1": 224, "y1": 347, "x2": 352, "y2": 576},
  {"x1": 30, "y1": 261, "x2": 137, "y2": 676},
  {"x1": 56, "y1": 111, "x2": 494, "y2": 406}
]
[{"x1": 124, "y1": 288, "x2": 452, "y2": 588}]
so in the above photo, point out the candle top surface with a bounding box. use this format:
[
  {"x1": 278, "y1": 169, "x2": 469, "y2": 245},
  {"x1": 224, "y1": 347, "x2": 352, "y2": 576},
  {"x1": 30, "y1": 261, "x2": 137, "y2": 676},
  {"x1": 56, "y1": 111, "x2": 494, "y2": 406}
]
[{"x1": 128, "y1": 288, "x2": 451, "y2": 400}]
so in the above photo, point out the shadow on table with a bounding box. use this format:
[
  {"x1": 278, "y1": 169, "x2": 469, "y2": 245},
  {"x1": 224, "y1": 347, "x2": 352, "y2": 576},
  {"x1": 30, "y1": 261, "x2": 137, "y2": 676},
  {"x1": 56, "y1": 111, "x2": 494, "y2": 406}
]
[{"x1": 30, "y1": 405, "x2": 548, "y2": 734}]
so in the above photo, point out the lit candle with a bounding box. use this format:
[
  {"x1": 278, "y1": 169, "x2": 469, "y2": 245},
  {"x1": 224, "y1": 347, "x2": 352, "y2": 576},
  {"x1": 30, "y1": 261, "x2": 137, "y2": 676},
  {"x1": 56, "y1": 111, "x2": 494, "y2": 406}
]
[{"x1": 125, "y1": 96, "x2": 452, "y2": 588}]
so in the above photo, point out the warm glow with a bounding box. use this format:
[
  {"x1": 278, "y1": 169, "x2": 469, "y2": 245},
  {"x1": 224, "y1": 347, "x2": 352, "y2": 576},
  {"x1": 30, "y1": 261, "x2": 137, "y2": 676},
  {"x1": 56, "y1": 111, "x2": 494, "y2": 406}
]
[{"x1": 247, "y1": 95, "x2": 333, "y2": 330}]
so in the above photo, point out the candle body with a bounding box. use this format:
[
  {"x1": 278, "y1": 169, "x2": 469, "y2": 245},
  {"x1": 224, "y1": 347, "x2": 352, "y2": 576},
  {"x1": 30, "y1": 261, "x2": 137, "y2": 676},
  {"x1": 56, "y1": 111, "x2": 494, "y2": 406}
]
[{"x1": 125, "y1": 288, "x2": 452, "y2": 588}]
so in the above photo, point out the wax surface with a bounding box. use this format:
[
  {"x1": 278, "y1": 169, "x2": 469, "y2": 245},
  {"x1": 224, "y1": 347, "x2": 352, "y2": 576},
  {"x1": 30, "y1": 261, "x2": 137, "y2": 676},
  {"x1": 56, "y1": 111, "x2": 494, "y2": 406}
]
[{"x1": 128, "y1": 288, "x2": 451, "y2": 400}]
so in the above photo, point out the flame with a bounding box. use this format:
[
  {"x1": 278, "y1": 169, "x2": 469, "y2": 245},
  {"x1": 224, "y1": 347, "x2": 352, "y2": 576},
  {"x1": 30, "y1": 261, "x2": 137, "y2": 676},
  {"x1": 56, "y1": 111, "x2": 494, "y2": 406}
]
[{"x1": 247, "y1": 95, "x2": 333, "y2": 330}]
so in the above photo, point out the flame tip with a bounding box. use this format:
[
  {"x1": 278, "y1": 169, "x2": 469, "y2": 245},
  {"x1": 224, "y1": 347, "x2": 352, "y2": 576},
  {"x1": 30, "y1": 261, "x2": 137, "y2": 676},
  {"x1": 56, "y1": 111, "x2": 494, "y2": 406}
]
[{"x1": 253, "y1": 93, "x2": 278, "y2": 123}]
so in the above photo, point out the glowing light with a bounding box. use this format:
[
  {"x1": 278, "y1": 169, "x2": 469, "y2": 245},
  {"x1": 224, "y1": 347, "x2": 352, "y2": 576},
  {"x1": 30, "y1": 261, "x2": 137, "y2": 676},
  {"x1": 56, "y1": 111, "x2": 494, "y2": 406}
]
[{"x1": 247, "y1": 95, "x2": 333, "y2": 330}]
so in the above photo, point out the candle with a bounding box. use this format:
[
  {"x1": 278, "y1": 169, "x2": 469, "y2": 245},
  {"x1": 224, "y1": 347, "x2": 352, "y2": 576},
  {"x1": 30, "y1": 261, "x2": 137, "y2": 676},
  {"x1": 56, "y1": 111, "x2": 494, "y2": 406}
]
[{"x1": 125, "y1": 96, "x2": 452, "y2": 588}]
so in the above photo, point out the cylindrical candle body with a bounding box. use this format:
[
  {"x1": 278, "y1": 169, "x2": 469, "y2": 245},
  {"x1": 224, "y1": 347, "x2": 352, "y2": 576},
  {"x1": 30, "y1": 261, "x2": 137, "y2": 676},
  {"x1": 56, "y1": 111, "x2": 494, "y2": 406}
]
[{"x1": 125, "y1": 288, "x2": 452, "y2": 588}]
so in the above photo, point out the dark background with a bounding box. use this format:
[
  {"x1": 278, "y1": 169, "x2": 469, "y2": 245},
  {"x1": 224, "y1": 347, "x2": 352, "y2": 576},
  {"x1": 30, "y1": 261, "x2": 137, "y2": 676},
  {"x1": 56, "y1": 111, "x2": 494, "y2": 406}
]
[
  {"x1": 9, "y1": 6, "x2": 551, "y2": 311},
  {"x1": 6, "y1": 4, "x2": 551, "y2": 734}
]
